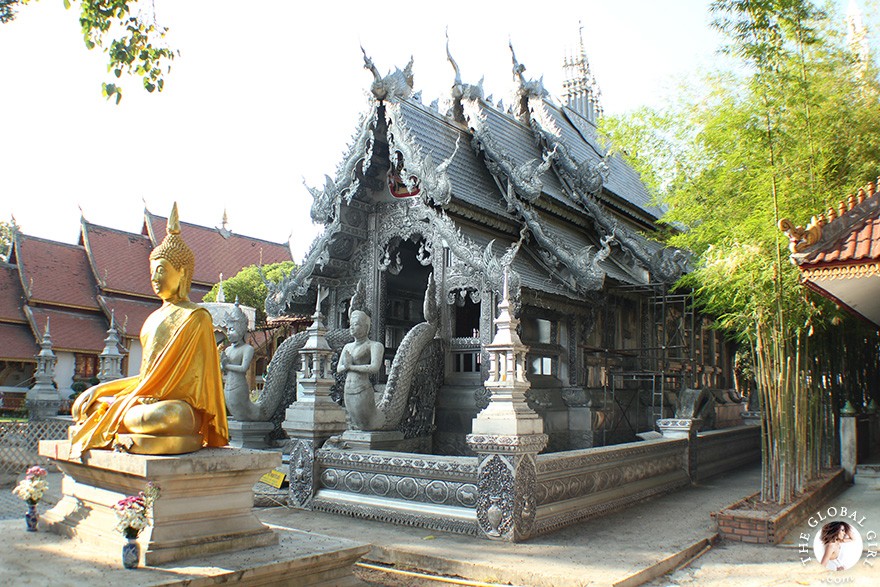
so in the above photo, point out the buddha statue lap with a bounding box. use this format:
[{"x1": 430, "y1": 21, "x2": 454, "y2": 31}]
[{"x1": 69, "y1": 204, "x2": 228, "y2": 458}]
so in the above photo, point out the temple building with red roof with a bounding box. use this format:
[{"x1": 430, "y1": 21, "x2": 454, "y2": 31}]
[
  {"x1": 0, "y1": 209, "x2": 293, "y2": 399},
  {"x1": 781, "y1": 180, "x2": 880, "y2": 327},
  {"x1": 0, "y1": 260, "x2": 37, "y2": 394}
]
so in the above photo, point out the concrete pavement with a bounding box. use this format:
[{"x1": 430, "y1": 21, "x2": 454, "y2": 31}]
[
  {"x1": 3, "y1": 464, "x2": 761, "y2": 586},
  {"x1": 4, "y1": 463, "x2": 877, "y2": 586}
]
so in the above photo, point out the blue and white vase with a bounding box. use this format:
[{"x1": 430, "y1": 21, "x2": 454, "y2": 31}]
[
  {"x1": 25, "y1": 502, "x2": 38, "y2": 532},
  {"x1": 122, "y1": 536, "x2": 140, "y2": 569}
]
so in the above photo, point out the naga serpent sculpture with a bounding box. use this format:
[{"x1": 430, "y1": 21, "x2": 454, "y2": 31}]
[{"x1": 246, "y1": 277, "x2": 439, "y2": 435}]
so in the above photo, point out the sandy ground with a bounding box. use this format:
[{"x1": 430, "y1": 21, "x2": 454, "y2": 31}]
[
  {"x1": 645, "y1": 540, "x2": 879, "y2": 587},
  {"x1": 645, "y1": 477, "x2": 880, "y2": 587},
  {"x1": 5, "y1": 463, "x2": 880, "y2": 586}
]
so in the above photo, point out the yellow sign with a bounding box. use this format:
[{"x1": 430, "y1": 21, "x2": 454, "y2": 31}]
[{"x1": 260, "y1": 469, "x2": 287, "y2": 489}]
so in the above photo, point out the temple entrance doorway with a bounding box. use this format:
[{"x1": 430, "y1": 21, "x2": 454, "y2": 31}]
[{"x1": 382, "y1": 237, "x2": 432, "y2": 375}]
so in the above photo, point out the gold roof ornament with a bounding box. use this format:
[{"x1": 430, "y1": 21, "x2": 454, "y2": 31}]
[
  {"x1": 780, "y1": 179, "x2": 880, "y2": 254},
  {"x1": 779, "y1": 216, "x2": 823, "y2": 253}
]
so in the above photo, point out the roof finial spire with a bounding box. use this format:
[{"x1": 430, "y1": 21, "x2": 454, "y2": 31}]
[{"x1": 562, "y1": 22, "x2": 602, "y2": 123}]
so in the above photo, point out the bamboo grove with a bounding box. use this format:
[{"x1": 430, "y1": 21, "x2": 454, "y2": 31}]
[{"x1": 602, "y1": 0, "x2": 880, "y2": 503}]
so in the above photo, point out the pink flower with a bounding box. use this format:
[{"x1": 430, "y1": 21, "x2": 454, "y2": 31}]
[{"x1": 24, "y1": 466, "x2": 47, "y2": 480}]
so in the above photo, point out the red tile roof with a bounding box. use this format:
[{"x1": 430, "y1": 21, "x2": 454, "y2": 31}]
[
  {"x1": 0, "y1": 262, "x2": 27, "y2": 323},
  {"x1": 0, "y1": 322, "x2": 38, "y2": 361},
  {"x1": 97, "y1": 295, "x2": 160, "y2": 340},
  {"x1": 24, "y1": 306, "x2": 107, "y2": 353},
  {"x1": 804, "y1": 213, "x2": 880, "y2": 264},
  {"x1": 81, "y1": 220, "x2": 154, "y2": 298},
  {"x1": 783, "y1": 182, "x2": 880, "y2": 268},
  {"x1": 189, "y1": 284, "x2": 211, "y2": 303},
  {"x1": 14, "y1": 233, "x2": 100, "y2": 310},
  {"x1": 143, "y1": 209, "x2": 291, "y2": 286}
]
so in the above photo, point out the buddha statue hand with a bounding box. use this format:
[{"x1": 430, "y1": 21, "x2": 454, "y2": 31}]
[
  {"x1": 71, "y1": 388, "x2": 116, "y2": 422},
  {"x1": 70, "y1": 389, "x2": 93, "y2": 422}
]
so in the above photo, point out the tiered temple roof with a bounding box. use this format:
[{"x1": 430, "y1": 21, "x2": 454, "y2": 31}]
[
  {"x1": 0, "y1": 261, "x2": 37, "y2": 361},
  {"x1": 2, "y1": 210, "x2": 294, "y2": 358},
  {"x1": 81, "y1": 221, "x2": 155, "y2": 299},
  {"x1": 9, "y1": 233, "x2": 107, "y2": 353},
  {"x1": 13, "y1": 235, "x2": 101, "y2": 311},
  {"x1": 143, "y1": 210, "x2": 292, "y2": 291},
  {"x1": 267, "y1": 44, "x2": 685, "y2": 317}
]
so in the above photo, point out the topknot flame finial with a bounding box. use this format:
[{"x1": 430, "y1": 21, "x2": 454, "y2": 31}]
[{"x1": 168, "y1": 202, "x2": 181, "y2": 236}]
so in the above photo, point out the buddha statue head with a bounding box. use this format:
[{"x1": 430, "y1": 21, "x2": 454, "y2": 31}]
[{"x1": 149, "y1": 203, "x2": 195, "y2": 302}]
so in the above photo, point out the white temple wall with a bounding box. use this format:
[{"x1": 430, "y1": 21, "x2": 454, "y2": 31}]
[
  {"x1": 126, "y1": 340, "x2": 143, "y2": 377},
  {"x1": 54, "y1": 352, "x2": 75, "y2": 395}
]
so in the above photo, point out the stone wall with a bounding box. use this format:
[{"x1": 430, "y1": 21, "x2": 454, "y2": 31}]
[
  {"x1": 311, "y1": 449, "x2": 480, "y2": 536},
  {"x1": 533, "y1": 437, "x2": 690, "y2": 535},
  {"x1": 695, "y1": 426, "x2": 761, "y2": 482},
  {"x1": 306, "y1": 422, "x2": 761, "y2": 541}
]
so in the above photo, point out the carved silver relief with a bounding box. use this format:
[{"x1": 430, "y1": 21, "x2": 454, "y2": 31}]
[
  {"x1": 513, "y1": 454, "x2": 538, "y2": 538},
  {"x1": 373, "y1": 195, "x2": 518, "y2": 309},
  {"x1": 477, "y1": 454, "x2": 514, "y2": 538},
  {"x1": 289, "y1": 439, "x2": 316, "y2": 509},
  {"x1": 317, "y1": 467, "x2": 477, "y2": 509},
  {"x1": 385, "y1": 101, "x2": 458, "y2": 208},
  {"x1": 463, "y1": 98, "x2": 612, "y2": 294},
  {"x1": 362, "y1": 50, "x2": 414, "y2": 103},
  {"x1": 398, "y1": 339, "x2": 443, "y2": 439}
]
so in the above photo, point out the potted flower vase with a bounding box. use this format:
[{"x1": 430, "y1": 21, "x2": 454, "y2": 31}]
[
  {"x1": 122, "y1": 529, "x2": 140, "y2": 569},
  {"x1": 25, "y1": 502, "x2": 38, "y2": 532}
]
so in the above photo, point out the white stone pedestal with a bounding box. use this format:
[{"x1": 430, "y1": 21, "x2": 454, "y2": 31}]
[
  {"x1": 227, "y1": 419, "x2": 275, "y2": 449},
  {"x1": 38, "y1": 440, "x2": 280, "y2": 565},
  {"x1": 340, "y1": 429, "x2": 405, "y2": 450}
]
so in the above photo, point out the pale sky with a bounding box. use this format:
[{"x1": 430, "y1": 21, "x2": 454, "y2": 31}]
[{"x1": 0, "y1": 0, "x2": 867, "y2": 260}]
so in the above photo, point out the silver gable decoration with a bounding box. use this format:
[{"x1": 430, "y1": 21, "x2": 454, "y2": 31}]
[
  {"x1": 464, "y1": 98, "x2": 610, "y2": 293},
  {"x1": 265, "y1": 99, "x2": 378, "y2": 318},
  {"x1": 509, "y1": 41, "x2": 549, "y2": 122},
  {"x1": 385, "y1": 101, "x2": 459, "y2": 207},
  {"x1": 362, "y1": 47, "x2": 414, "y2": 102},
  {"x1": 447, "y1": 33, "x2": 485, "y2": 123},
  {"x1": 528, "y1": 97, "x2": 688, "y2": 284}
]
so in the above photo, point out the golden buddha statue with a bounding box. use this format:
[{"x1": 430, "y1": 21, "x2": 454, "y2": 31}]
[{"x1": 69, "y1": 203, "x2": 228, "y2": 457}]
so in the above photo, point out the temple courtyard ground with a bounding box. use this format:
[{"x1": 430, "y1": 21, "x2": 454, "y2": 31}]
[{"x1": 1, "y1": 463, "x2": 878, "y2": 586}]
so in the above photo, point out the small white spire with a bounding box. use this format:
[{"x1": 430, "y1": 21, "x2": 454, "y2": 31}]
[{"x1": 217, "y1": 273, "x2": 226, "y2": 303}]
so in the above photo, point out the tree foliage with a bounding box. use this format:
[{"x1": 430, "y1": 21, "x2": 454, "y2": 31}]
[
  {"x1": 202, "y1": 262, "x2": 297, "y2": 327},
  {"x1": 0, "y1": 0, "x2": 17, "y2": 23},
  {"x1": 602, "y1": 0, "x2": 880, "y2": 503},
  {"x1": 0, "y1": 219, "x2": 18, "y2": 263},
  {"x1": 6, "y1": 1, "x2": 176, "y2": 103}
]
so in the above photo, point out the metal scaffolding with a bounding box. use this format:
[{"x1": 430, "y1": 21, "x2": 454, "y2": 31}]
[{"x1": 596, "y1": 284, "x2": 696, "y2": 444}]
